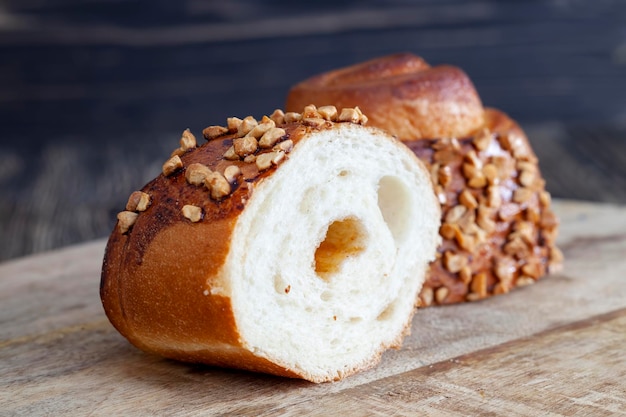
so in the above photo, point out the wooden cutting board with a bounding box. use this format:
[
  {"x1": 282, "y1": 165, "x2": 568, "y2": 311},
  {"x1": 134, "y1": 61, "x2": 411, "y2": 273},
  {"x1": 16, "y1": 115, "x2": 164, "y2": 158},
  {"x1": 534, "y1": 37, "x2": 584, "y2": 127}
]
[{"x1": 2, "y1": 200, "x2": 626, "y2": 416}]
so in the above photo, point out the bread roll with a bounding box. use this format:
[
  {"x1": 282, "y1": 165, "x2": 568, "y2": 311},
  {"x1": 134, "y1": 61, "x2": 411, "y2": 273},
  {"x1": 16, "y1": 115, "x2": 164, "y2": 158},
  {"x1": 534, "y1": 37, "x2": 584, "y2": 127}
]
[
  {"x1": 286, "y1": 53, "x2": 562, "y2": 305},
  {"x1": 100, "y1": 105, "x2": 441, "y2": 383}
]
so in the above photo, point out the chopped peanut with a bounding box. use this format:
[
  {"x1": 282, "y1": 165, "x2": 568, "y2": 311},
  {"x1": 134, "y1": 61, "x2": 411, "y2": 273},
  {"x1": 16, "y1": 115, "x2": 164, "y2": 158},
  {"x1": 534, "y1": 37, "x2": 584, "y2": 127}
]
[
  {"x1": 185, "y1": 163, "x2": 212, "y2": 186},
  {"x1": 182, "y1": 205, "x2": 202, "y2": 222},
  {"x1": 203, "y1": 125, "x2": 228, "y2": 140},
  {"x1": 117, "y1": 211, "x2": 138, "y2": 234},
  {"x1": 180, "y1": 128, "x2": 197, "y2": 151},
  {"x1": 162, "y1": 155, "x2": 183, "y2": 176}
]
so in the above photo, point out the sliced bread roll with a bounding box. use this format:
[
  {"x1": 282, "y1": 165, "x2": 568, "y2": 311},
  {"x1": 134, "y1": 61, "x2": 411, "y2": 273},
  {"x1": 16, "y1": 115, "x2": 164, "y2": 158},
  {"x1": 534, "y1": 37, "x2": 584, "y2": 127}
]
[{"x1": 100, "y1": 106, "x2": 441, "y2": 383}]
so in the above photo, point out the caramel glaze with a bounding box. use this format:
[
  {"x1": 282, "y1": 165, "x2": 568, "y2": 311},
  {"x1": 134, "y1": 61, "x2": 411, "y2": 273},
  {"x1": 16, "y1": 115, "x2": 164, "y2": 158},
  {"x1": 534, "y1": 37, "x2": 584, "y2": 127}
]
[
  {"x1": 404, "y1": 109, "x2": 559, "y2": 305},
  {"x1": 102, "y1": 123, "x2": 310, "y2": 271}
]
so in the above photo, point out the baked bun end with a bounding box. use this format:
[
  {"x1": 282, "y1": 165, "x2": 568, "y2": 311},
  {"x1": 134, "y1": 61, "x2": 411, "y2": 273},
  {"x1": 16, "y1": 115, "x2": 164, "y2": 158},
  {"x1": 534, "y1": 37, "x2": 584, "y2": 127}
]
[
  {"x1": 286, "y1": 52, "x2": 484, "y2": 140},
  {"x1": 101, "y1": 106, "x2": 441, "y2": 383}
]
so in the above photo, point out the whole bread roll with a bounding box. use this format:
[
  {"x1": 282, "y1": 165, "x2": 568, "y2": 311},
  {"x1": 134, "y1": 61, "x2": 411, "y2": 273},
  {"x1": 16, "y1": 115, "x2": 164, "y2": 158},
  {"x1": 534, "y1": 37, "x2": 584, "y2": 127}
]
[
  {"x1": 286, "y1": 53, "x2": 562, "y2": 306},
  {"x1": 100, "y1": 105, "x2": 441, "y2": 383}
]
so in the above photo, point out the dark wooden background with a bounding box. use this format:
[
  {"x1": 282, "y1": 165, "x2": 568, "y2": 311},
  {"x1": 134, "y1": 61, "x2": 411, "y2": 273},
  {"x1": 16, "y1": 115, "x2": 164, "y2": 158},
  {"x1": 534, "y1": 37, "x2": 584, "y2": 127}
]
[{"x1": 1, "y1": 0, "x2": 625, "y2": 262}]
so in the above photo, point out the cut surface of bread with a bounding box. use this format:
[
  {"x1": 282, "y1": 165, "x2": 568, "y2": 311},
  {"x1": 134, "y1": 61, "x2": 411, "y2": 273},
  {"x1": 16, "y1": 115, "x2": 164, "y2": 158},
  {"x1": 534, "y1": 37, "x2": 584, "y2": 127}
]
[{"x1": 101, "y1": 107, "x2": 441, "y2": 382}]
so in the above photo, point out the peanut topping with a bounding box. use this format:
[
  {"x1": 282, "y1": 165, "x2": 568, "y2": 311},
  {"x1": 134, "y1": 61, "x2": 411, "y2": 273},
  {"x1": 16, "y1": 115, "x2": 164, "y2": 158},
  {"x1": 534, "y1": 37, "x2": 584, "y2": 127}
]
[
  {"x1": 435, "y1": 287, "x2": 449, "y2": 304},
  {"x1": 517, "y1": 161, "x2": 537, "y2": 173},
  {"x1": 223, "y1": 146, "x2": 239, "y2": 161},
  {"x1": 256, "y1": 151, "x2": 285, "y2": 171},
  {"x1": 117, "y1": 211, "x2": 138, "y2": 234},
  {"x1": 459, "y1": 266, "x2": 472, "y2": 284},
  {"x1": 434, "y1": 185, "x2": 447, "y2": 205},
  {"x1": 247, "y1": 116, "x2": 276, "y2": 139},
  {"x1": 338, "y1": 107, "x2": 367, "y2": 124},
  {"x1": 526, "y1": 206, "x2": 541, "y2": 223},
  {"x1": 233, "y1": 135, "x2": 258, "y2": 157},
  {"x1": 492, "y1": 155, "x2": 514, "y2": 180},
  {"x1": 438, "y1": 165, "x2": 452, "y2": 187},
  {"x1": 223, "y1": 165, "x2": 242, "y2": 183},
  {"x1": 185, "y1": 163, "x2": 212, "y2": 186},
  {"x1": 459, "y1": 189, "x2": 478, "y2": 209},
  {"x1": 126, "y1": 191, "x2": 151, "y2": 212},
  {"x1": 162, "y1": 155, "x2": 183, "y2": 176},
  {"x1": 355, "y1": 107, "x2": 368, "y2": 124},
  {"x1": 440, "y1": 223, "x2": 459, "y2": 240},
  {"x1": 504, "y1": 236, "x2": 529, "y2": 259},
  {"x1": 227, "y1": 117, "x2": 243, "y2": 133},
  {"x1": 180, "y1": 128, "x2": 197, "y2": 151},
  {"x1": 259, "y1": 127, "x2": 286, "y2": 148},
  {"x1": 443, "y1": 251, "x2": 468, "y2": 273},
  {"x1": 519, "y1": 170, "x2": 535, "y2": 187},
  {"x1": 550, "y1": 246, "x2": 564, "y2": 263},
  {"x1": 269, "y1": 109, "x2": 285, "y2": 125},
  {"x1": 284, "y1": 112, "x2": 302, "y2": 123},
  {"x1": 420, "y1": 287, "x2": 434, "y2": 307},
  {"x1": 476, "y1": 206, "x2": 496, "y2": 233},
  {"x1": 203, "y1": 125, "x2": 229, "y2": 140},
  {"x1": 237, "y1": 116, "x2": 258, "y2": 137},
  {"x1": 243, "y1": 154, "x2": 256, "y2": 163},
  {"x1": 486, "y1": 185, "x2": 501, "y2": 208},
  {"x1": 302, "y1": 104, "x2": 321, "y2": 119},
  {"x1": 539, "y1": 190, "x2": 552, "y2": 207},
  {"x1": 470, "y1": 272, "x2": 488, "y2": 298},
  {"x1": 513, "y1": 187, "x2": 533, "y2": 204},
  {"x1": 498, "y1": 202, "x2": 522, "y2": 222},
  {"x1": 204, "y1": 172, "x2": 231, "y2": 200},
  {"x1": 445, "y1": 205, "x2": 467, "y2": 224},
  {"x1": 273, "y1": 139, "x2": 293, "y2": 153},
  {"x1": 456, "y1": 232, "x2": 477, "y2": 252},
  {"x1": 482, "y1": 164, "x2": 499, "y2": 185},
  {"x1": 181, "y1": 205, "x2": 202, "y2": 222},
  {"x1": 255, "y1": 152, "x2": 273, "y2": 171},
  {"x1": 465, "y1": 150, "x2": 483, "y2": 169},
  {"x1": 318, "y1": 105, "x2": 338, "y2": 121},
  {"x1": 521, "y1": 261, "x2": 542, "y2": 279},
  {"x1": 499, "y1": 131, "x2": 530, "y2": 158},
  {"x1": 468, "y1": 173, "x2": 487, "y2": 189},
  {"x1": 494, "y1": 256, "x2": 516, "y2": 285},
  {"x1": 303, "y1": 117, "x2": 329, "y2": 128},
  {"x1": 472, "y1": 128, "x2": 492, "y2": 151},
  {"x1": 513, "y1": 221, "x2": 535, "y2": 245}
]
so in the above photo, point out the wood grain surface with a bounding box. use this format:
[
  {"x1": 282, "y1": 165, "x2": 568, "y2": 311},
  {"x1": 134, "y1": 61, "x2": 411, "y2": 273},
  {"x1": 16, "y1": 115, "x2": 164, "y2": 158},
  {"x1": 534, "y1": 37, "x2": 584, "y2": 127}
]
[
  {"x1": 1, "y1": 199, "x2": 626, "y2": 416},
  {"x1": 1, "y1": 0, "x2": 626, "y2": 262}
]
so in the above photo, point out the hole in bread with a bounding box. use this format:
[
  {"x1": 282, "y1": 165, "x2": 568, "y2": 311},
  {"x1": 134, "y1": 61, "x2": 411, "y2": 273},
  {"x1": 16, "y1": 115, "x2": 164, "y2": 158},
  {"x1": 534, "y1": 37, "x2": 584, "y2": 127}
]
[
  {"x1": 320, "y1": 290, "x2": 332, "y2": 301},
  {"x1": 377, "y1": 176, "x2": 411, "y2": 244},
  {"x1": 314, "y1": 217, "x2": 367, "y2": 282},
  {"x1": 376, "y1": 301, "x2": 397, "y2": 322}
]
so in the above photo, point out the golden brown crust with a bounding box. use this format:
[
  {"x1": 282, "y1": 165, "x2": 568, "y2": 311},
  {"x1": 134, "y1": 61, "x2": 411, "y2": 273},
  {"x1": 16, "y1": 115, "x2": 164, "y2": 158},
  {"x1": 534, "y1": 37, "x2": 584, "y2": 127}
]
[
  {"x1": 286, "y1": 52, "x2": 484, "y2": 140},
  {"x1": 286, "y1": 54, "x2": 561, "y2": 305},
  {"x1": 100, "y1": 106, "x2": 373, "y2": 381}
]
